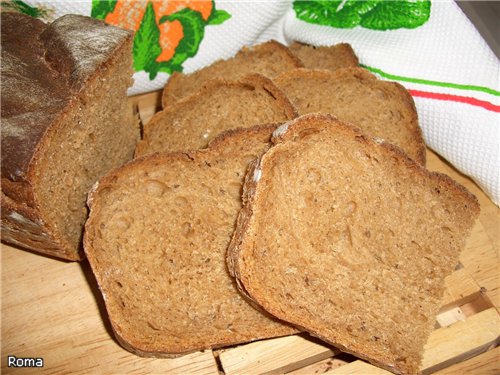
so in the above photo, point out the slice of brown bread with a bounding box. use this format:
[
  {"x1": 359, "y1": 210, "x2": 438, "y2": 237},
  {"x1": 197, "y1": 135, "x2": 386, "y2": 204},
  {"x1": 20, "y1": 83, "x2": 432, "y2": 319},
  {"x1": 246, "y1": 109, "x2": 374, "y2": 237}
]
[
  {"x1": 1, "y1": 12, "x2": 138, "y2": 260},
  {"x1": 161, "y1": 40, "x2": 304, "y2": 108},
  {"x1": 136, "y1": 74, "x2": 297, "y2": 157},
  {"x1": 84, "y1": 124, "x2": 297, "y2": 357},
  {"x1": 227, "y1": 114, "x2": 479, "y2": 374},
  {"x1": 274, "y1": 67, "x2": 426, "y2": 165},
  {"x1": 289, "y1": 42, "x2": 359, "y2": 70}
]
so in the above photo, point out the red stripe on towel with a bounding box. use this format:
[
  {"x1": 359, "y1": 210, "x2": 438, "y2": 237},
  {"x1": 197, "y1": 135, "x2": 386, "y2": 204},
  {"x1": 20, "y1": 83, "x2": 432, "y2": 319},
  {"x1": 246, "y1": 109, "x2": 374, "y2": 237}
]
[{"x1": 409, "y1": 89, "x2": 500, "y2": 113}]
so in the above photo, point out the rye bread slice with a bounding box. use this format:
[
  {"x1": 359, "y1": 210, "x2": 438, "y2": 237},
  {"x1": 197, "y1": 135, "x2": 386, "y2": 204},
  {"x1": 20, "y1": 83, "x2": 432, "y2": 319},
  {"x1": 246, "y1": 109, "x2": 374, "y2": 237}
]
[
  {"x1": 227, "y1": 114, "x2": 479, "y2": 374},
  {"x1": 136, "y1": 73, "x2": 297, "y2": 156},
  {"x1": 274, "y1": 67, "x2": 426, "y2": 165},
  {"x1": 84, "y1": 124, "x2": 296, "y2": 357},
  {"x1": 162, "y1": 40, "x2": 304, "y2": 108},
  {"x1": 289, "y1": 42, "x2": 359, "y2": 70}
]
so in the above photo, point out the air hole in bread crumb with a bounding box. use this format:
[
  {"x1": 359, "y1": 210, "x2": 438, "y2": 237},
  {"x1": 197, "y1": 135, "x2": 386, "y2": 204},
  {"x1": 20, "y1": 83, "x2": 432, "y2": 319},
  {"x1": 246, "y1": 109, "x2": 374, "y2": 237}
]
[
  {"x1": 354, "y1": 135, "x2": 367, "y2": 143},
  {"x1": 113, "y1": 218, "x2": 130, "y2": 230},
  {"x1": 344, "y1": 201, "x2": 357, "y2": 217},
  {"x1": 298, "y1": 128, "x2": 320, "y2": 139},
  {"x1": 143, "y1": 179, "x2": 168, "y2": 197},
  {"x1": 182, "y1": 222, "x2": 194, "y2": 237},
  {"x1": 175, "y1": 196, "x2": 188, "y2": 206},
  {"x1": 306, "y1": 168, "x2": 321, "y2": 184},
  {"x1": 147, "y1": 321, "x2": 161, "y2": 331}
]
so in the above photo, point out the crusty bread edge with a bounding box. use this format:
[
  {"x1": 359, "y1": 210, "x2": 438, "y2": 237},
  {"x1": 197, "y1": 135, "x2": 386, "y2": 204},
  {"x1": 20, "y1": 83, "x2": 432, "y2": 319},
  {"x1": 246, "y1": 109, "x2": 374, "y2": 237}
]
[
  {"x1": 136, "y1": 73, "x2": 298, "y2": 157},
  {"x1": 227, "y1": 113, "x2": 479, "y2": 374},
  {"x1": 289, "y1": 41, "x2": 360, "y2": 67},
  {"x1": 161, "y1": 39, "x2": 304, "y2": 109}
]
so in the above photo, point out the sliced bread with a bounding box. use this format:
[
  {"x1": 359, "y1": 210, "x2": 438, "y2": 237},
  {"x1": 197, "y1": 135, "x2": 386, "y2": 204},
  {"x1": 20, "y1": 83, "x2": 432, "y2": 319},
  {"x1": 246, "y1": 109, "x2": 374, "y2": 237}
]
[
  {"x1": 227, "y1": 114, "x2": 479, "y2": 374},
  {"x1": 274, "y1": 67, "x2": 426, "y2": 165},
  {"x1": 289, "y1": 42, "x2": 359, "y2": 70},
  {"x1": 84, "y1": 124, "x2": 296, "y2": 357},
  {"x1": 161, "y1": 40, "x2": 304, "y2": 108},
  {"x1": 136, "y1": 74, "x2": 297, "y2": 156}
]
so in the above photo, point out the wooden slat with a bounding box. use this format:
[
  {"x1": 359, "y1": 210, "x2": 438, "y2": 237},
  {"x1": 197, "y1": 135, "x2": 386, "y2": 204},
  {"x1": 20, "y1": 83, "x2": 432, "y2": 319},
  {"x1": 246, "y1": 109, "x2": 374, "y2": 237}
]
[
  {"x1": 286, "y1": 356, "x2": 351, "y2": 374},
  {"x1": 130, "y1": 90, "x2": 161, "y2": 124},
  {"x1": 327, "y1": 360, "x2": 392, "y2": 374},
  {"x1": 421, "y1": 307, "x2": 500, "y2": 374},
  {"x1": 219, "y1": 334, "x2": 338, "y2": 375},
  {"x1": 434, "y1": 346, "x2": 500, "y2": 374},
  {"x1": 441, "y1": 267, "x2": 482, "y2": 309},
  {"x1": 436, "y1": 307, "x2": 466, "y2": 328}
]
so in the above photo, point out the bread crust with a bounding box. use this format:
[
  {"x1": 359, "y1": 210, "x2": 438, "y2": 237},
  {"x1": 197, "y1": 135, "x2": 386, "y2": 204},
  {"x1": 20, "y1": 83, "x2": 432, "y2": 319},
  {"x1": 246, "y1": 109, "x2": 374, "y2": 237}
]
[
  {"x1": 288, "y1": 41, "x2": 359, "y2": 70},
  {"x1": 227, "y1": 114, "x2": 479, "y2": 374},
  {"x1": 161, "y1": 40, "x2": 304, "y2": 108},
  {"x1": 1, "y1": 13, "x2": 134, "y2": 260}
]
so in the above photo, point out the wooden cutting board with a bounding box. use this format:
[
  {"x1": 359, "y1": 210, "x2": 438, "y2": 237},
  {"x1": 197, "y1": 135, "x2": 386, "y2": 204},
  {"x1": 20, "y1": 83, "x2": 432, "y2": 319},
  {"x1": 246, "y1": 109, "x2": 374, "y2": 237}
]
[{"x1": 1, "y1": 91, "x2": 499, "y2": 374}]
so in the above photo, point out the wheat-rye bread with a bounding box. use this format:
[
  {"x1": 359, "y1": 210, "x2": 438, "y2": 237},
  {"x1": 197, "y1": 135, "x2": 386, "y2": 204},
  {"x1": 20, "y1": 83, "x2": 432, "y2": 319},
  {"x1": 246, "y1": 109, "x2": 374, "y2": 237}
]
[{"x1": 84, "y1": 125, "x2": 296, "y2": 357}]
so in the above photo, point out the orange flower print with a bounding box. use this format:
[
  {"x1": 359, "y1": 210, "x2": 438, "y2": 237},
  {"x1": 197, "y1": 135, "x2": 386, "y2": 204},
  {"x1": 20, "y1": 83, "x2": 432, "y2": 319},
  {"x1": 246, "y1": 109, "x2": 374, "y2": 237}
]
[{"x1": 92, "y1": 0, "x2": 231, "y2": 78}]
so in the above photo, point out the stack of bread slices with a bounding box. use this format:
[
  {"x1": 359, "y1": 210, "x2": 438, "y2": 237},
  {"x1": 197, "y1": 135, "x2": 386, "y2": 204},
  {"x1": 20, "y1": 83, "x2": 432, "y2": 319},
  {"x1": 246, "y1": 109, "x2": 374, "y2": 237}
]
[{"x1": 82, "y1": 40, "x2": 479, "y2": 374}]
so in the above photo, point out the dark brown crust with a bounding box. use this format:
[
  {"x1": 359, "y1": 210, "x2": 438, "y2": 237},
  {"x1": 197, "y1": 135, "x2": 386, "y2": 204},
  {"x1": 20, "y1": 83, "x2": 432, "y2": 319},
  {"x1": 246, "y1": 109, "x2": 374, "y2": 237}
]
[
  {"x1": 0, "y1": 13, "x2": 134, "y2": 260},
  {"x1": 136, "y1": 73, "x2": 298, "y2": 157},
  {"x1": 273, "y1": 67, "x2": 427, "y2": 166},
  {"x1": 161, "y1": 40, "x2": 304, "y2": 108},
  {"x1": 227, "y1": 114, "x2": 479, "y2": 375},
  {"x1": 275, "y1": 66, "x2": 378, "y2": 83},
  {"x1": 288, "y1": 41, "x2": 360, "y2": 68},
  {"x1": 85, "y1": 125, "x2": 299, "y2": 357},
  {"x1": 206, "y1": 123, "x2": 281, "y2": 150}
]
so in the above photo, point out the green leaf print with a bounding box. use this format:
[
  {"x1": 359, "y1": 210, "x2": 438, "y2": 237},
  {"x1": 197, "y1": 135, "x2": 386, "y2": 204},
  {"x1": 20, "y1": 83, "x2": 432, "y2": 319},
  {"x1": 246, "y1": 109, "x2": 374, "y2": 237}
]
[
  {"x1": 294, "y1": 0, "x2": 377, "y2": 29},
  {"x1": 159, "y1": 8, "x2": 206, "y2": 71},
  {"x1": 2, "y1": 0, "x2": 51, "y2": 18},
  {"x1": 133, "y1": 2, "x2": 162, "y2": 79},
  {"x1": 90, "y1": 0, "x2": 117, "y2": 20},
  {"x1": 293, "y1": 0, "x2": 431, "y2": 30},
  {"x1": 360, "y1": 1, "x2": 431, "y2": 30},
  {"x1": 207, "y1": 9, "x2": 232, "y2": 25}
]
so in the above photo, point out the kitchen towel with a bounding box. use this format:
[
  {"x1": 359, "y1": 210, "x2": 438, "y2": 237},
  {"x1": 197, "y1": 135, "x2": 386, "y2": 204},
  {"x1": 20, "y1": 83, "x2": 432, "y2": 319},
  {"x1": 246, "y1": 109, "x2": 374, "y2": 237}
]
[{"x1": 7, "y1": 0, "x2": 500, "y2": 206}]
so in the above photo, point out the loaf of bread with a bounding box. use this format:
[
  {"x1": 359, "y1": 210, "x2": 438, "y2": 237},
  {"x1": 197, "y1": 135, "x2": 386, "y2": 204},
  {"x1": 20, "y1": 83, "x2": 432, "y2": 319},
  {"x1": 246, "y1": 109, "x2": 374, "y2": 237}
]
[
  {"x1": 84, "y1": 125, "x2": 296, "y2": 357},
  {"x1": 289, "y1": 41, "x2": 359, "y2": 70},
  {"x1": 227, "y1": 114, "x2": 479, "y2": 374},
  {"x1": 274, "y1": 67, "x2": 426, "y2": 165},
  {"x1": 136, "y1": 74, "x2": 297, "y2": 156},
  {"x1": 161, "y1": 40, "x2": 304, "y2": 108},
  {"x1": 1, "y1": 12, "x2": 139, "y2": 260}
]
